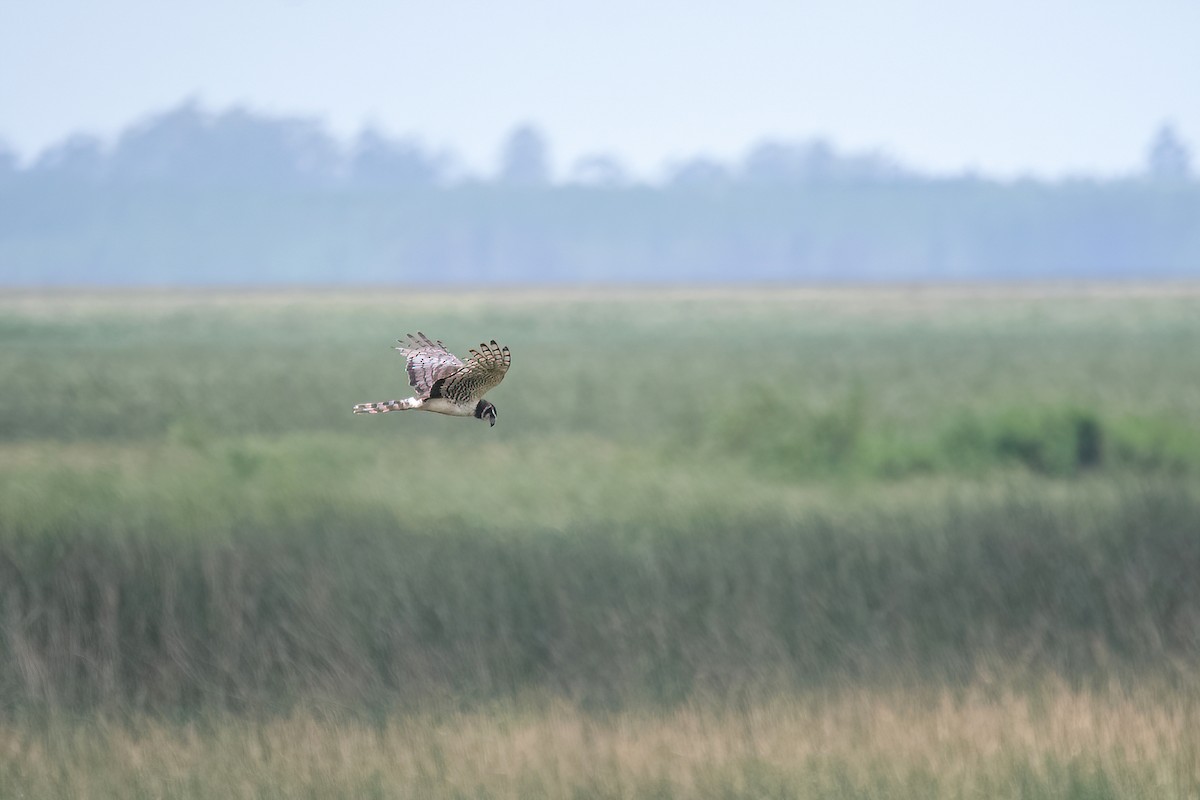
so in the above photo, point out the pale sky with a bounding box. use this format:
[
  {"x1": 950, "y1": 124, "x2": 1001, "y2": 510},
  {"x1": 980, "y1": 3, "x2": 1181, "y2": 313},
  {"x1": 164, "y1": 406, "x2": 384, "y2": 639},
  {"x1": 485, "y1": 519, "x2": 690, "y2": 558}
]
[{"x1": 2, "y1": 0, "x2": 1198, "y2": 179}]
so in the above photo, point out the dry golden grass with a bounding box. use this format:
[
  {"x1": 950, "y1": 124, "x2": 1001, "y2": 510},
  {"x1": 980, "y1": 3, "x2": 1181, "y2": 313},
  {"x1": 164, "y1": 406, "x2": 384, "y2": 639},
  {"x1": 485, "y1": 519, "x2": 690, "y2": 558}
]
[
  {"x1": 4, "y1": 281, "x2": 1200, "y2": 320},
  {"x1": 4, "y1": 681, "x2": 1198, "y2": 799}
]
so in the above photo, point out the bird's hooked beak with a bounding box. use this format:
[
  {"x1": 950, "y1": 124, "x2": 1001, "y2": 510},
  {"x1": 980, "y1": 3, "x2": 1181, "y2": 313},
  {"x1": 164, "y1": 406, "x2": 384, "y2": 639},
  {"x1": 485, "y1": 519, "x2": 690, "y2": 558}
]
[{"x1": 488, "y1": 410, "x2": 497, "y2": 427}]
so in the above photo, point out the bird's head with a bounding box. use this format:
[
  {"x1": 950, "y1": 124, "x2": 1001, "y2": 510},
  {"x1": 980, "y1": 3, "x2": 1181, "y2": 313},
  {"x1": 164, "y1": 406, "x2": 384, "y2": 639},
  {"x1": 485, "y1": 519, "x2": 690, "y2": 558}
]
[{"x1": 474, "y1": 400, "x2": 498, "y2": 427}]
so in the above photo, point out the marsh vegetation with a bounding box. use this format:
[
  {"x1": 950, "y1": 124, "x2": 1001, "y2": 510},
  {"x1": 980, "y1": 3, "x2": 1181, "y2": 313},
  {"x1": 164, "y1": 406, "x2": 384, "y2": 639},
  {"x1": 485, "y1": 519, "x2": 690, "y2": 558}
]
[{"x1": 2, "y1": 285, "x2": 1198, "y2": 797}]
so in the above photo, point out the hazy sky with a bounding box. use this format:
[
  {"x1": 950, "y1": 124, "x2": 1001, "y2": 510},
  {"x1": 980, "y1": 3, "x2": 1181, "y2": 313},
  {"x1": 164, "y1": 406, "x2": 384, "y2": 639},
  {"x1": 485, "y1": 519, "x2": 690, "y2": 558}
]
[{"x1": 3, "y1": 0, "x2": 1198, "y2": 178}]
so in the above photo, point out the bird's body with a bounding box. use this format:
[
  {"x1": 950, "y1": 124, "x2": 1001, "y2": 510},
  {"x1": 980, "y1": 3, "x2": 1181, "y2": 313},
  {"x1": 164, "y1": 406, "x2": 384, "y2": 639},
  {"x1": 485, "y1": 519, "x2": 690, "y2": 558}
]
[{"x1": 352, "y1": 333, "x2": 511, "y2": 426}]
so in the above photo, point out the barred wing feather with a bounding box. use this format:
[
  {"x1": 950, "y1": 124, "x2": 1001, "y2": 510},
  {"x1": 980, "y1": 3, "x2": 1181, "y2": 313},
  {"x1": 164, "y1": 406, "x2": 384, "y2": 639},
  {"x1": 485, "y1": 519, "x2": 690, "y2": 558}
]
[
  {"x1": 437, "y1": 340, "x2": 511, "y2": 404},
  {"x1": 394, "y1": 332, "x2": 464, "y2": 400}
]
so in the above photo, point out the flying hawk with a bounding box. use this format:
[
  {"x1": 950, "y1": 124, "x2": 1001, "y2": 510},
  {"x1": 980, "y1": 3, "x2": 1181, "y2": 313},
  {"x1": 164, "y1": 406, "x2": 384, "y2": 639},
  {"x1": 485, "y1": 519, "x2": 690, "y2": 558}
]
[{"x1": 352, "y1": 332, "x2": 511, "y2": 426}]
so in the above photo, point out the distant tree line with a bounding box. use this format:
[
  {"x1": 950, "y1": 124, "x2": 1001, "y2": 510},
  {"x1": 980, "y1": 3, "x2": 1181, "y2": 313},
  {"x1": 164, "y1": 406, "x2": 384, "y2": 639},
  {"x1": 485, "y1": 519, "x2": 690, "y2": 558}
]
[{"x1": 0, "y1": 101, "x2": 1196, "y2": 284}]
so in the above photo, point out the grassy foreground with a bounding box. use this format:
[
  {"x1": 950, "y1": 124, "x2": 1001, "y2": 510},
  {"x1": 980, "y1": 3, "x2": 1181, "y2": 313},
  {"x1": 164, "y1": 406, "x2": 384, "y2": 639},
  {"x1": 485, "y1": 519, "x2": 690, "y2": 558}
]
[
  {"x1": 2, "y1": 285, "x2": 1199, "y2": 796},
  {"x1": 5, "y1": 682, "x2": 1198, "y2": 799}
]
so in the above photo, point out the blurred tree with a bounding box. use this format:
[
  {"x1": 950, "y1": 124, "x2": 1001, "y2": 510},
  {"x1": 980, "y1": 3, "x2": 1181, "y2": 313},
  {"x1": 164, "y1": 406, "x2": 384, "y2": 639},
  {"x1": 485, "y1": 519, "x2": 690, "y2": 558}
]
[
  {"x1": 1146, "y1": 123, "x2": 1192, "y2": 183},
  {"x1": 746, "y1": 139, "x2": 841, "y2": 183},
  {"x1": 5, "y1": 103, "x2": 1200, "y2": 284},
  {"x1": 109, "y1": 99, "x2": 340, "y2": 187},
  {"x1": 568, "y1": 153, "x2": 629, "y2": 187},
  {"x1": 32, "y1": 134, "x2": 107, "y2": 182},
  {"x1": 497, "y1": 124, "x2": 551, "y2": 185},
  {"x1": 666, "y1": 156, "x2": 731, "y2": 188},
  {"x1": 837, "y1": 151, "x2": 908, "y2": 183},
  {"x1": 349, "y1": 128, "x2": 446, "y2": 188},
  {"x1": 743, "y1": 138, "x2": 904, "y2": 185},
  {"x1": 108, "y1": 99, "x2": 206, "y2": 183},
  {"x1": 742, "y1": 141, "x2": 805, "y2": 183},
  {"x1": 0, "y1": 140, "x2": 16, "y2": 183}
]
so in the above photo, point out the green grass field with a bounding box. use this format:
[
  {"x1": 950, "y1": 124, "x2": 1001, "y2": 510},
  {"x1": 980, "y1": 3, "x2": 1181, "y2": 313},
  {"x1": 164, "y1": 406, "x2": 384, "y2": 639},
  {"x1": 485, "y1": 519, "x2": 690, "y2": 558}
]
[{"x1": 2, "y1": 285, "x2": 1199, "y2": 798}]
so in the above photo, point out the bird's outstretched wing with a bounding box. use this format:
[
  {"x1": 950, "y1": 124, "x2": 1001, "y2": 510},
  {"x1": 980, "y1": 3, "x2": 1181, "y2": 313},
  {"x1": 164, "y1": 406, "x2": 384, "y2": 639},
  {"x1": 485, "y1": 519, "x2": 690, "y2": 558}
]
[
  {"x1": 395, "y1": 332, "x2": 465, "y2": 400},
  {"x1": 434, "y1": 340, "x2": 511, "y2": 404}
]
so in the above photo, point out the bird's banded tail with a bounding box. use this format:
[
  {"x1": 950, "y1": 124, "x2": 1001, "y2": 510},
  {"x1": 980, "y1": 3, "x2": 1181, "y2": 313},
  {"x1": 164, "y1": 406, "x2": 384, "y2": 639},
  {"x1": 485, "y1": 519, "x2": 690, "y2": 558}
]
[{"x1": 352, "y1": 397, "x2": 421, "y2": 414}]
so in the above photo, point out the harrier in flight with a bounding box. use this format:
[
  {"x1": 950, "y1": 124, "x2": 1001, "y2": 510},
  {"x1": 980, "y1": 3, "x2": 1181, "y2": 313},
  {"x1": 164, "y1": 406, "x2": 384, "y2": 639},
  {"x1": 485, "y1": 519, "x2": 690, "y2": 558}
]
[{"x1": 352, "y1": 332, "x2": 511, "y2": 426}]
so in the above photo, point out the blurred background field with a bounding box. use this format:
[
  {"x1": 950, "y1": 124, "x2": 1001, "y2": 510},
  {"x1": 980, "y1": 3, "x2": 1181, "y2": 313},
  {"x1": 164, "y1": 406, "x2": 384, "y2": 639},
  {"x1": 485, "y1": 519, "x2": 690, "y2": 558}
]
[{"x1": 2, "y1": 285, "x2": 1200, "y2": 797}]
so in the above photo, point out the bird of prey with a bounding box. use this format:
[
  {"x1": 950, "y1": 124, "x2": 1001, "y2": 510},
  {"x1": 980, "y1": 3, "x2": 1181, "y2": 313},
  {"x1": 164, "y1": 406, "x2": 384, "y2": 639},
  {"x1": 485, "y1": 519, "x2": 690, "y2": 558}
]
[{"x1": 352, "y1": 332, "x2": 511, "y2": 426}]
